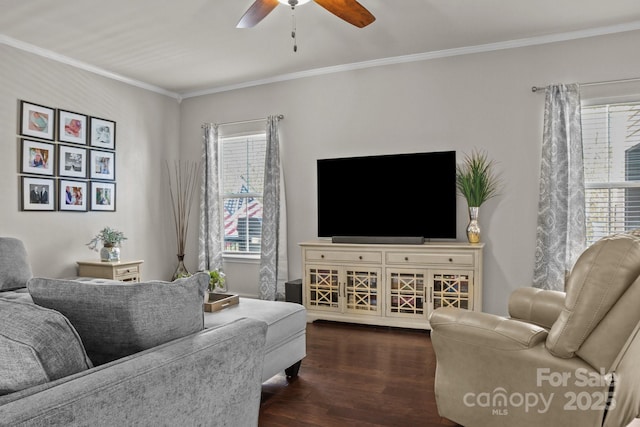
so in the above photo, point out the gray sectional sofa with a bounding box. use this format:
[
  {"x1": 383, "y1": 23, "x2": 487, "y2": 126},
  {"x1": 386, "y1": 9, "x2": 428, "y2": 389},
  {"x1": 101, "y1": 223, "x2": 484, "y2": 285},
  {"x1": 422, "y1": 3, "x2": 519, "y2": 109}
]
[{"x1": 0, "y1": 237, "x2": 306, "y2": 426}]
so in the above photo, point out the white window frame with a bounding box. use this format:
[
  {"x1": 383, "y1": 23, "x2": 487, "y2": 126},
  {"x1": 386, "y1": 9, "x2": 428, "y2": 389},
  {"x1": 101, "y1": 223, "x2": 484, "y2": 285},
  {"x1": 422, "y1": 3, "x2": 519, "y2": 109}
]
[
  {"x1": 218, "y1": 132, "x2": 267, "y2": 259},
  {"x1": 581, "y1": 100, "x2": 640, "y2": 245}
]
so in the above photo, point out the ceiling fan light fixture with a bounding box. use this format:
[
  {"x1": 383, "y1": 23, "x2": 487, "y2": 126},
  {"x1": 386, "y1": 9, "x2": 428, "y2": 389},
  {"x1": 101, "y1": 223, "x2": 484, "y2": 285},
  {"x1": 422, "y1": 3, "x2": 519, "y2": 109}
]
[
  {"x1": 238, "y1": 0, "x2": 375, "y2": 29},
  {"x1": 277, "y1": 0, "x2": 312, "y2": 6}
]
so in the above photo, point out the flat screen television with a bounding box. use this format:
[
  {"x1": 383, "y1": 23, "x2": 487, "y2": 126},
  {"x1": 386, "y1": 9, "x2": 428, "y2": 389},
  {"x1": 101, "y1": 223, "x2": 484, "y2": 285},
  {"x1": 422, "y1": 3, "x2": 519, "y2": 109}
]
[{"x1": 317, "y1": 150, "x2": 457, "y2": 242}]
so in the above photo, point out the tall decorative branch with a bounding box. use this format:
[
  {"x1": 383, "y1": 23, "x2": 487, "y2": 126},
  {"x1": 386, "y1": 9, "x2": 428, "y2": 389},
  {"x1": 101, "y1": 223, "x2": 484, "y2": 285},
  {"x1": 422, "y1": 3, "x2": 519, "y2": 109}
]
[{"x1": 166, "y1": 160, "x2": 202, "y2": 278}]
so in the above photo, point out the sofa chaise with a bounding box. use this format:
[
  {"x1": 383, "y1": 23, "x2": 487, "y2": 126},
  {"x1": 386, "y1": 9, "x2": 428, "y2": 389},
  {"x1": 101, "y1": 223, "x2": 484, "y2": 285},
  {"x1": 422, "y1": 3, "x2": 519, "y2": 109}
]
[{"x1": 0, "y1": 237, "x2": 306, "y2": 426}]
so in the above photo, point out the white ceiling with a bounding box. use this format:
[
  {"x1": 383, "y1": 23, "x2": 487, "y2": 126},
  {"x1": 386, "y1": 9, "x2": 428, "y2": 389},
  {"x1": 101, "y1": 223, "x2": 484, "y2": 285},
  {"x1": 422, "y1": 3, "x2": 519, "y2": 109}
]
[{"x1": 2, "y1": 0, "x2": 640, "y2": 99}]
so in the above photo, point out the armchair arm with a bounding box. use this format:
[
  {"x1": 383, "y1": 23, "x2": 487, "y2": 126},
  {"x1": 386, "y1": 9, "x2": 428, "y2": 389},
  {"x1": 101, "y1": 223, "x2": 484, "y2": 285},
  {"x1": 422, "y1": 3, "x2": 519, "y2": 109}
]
[
  {"x1": 429, "y1": 307, "x2": 548, "y2": 350},
  {"x1": 430, "y1": 307, "x2": 611, "y2": 427},
  {"x1": 508, "y1": 287, "x2": 565, "y2": 329}
]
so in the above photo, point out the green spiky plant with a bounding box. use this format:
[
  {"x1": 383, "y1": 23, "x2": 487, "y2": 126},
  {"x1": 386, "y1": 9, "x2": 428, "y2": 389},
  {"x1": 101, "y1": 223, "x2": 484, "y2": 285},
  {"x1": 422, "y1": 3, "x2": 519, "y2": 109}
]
[{"x1": 456, "y1": 149, "x2": 502, "y2": 207}]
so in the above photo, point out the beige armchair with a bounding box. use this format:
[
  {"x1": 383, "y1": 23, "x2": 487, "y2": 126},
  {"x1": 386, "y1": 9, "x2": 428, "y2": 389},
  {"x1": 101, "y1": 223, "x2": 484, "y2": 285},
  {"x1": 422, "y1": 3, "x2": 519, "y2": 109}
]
[{"x1": 430, "y1": 232, "x2": 640, "y2": 427}]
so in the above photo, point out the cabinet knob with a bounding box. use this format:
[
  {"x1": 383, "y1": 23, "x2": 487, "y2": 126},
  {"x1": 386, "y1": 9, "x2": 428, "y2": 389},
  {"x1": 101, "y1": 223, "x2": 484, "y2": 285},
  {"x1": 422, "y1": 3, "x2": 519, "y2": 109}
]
[
  {"x1": 404, "y1": 257, "x2": 409, "y2": 261},
  {"x1": 320, "y1": 254, "x2": 324, "y2": 258},
  {"x1": 449, "y1": 258, "x2": 453, "y2": 263},
  {"x1": 358, "y1": 256, "x2": 363, "y2": 260}
]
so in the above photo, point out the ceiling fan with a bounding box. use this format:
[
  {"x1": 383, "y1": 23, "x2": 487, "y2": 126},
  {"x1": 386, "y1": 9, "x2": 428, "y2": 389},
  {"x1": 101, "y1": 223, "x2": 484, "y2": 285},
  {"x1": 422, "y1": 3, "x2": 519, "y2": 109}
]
[{"x1": 237, "y1": 0, "x2": 376, "y2": 29}]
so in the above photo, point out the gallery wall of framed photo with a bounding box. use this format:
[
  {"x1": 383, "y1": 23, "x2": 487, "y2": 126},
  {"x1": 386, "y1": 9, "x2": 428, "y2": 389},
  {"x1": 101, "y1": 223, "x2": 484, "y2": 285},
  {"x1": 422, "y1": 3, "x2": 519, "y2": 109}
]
[{"x1": 18, "y1": 100, "x2": 117, "y2": 212}]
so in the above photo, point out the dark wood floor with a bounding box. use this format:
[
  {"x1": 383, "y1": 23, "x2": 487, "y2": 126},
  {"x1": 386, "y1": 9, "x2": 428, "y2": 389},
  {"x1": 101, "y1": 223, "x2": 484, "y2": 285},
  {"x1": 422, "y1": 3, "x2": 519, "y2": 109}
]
[{"x1": 259, "y1": 321, "x2": 459, "y2": 427}]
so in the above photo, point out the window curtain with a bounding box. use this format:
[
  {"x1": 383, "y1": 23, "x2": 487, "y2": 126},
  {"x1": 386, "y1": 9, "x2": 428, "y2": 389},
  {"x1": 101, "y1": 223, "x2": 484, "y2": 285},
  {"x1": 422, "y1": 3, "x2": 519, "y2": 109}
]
[
  {"x1": 198, "y1": 123, "x2": 223, "y2": 272},
  {"x1": 259, "y1": 116, "x2": 289, "y2": 300},
  {"x1": 533, "y1": 84, "x2": 586, "y2": 291}
]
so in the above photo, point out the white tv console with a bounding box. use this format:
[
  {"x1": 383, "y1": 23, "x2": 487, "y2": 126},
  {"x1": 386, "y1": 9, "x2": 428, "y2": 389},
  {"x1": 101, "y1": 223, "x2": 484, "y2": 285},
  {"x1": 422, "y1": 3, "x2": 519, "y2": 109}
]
[{"x1": 300, "y1": 240, "x2": 484, "y2": 330}]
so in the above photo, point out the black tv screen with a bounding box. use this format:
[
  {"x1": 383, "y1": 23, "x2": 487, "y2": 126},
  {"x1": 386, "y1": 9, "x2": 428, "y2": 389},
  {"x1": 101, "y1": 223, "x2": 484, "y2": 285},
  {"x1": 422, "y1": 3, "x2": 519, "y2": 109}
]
[{"x1": 317, "y1": 151, "x2": 457, "y2": 240}]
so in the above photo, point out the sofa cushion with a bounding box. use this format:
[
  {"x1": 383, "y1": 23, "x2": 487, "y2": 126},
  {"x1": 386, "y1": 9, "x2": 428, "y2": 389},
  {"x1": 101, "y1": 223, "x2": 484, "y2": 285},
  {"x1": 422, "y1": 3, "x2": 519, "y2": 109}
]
[
  {"x1": 204, "y1": 299, "x2": 306, "y2": 353},
  {"x1": 28, "y1": 272, "x2": 209, "y2": 365},
  {"x1": 0, "y1": 287, "x2": 33, "y2": 303},
  {"x1": 0, "y1": 299, "x2": 92, "y2": 396},
  {"x1": 0, "y1": 238, "x2": 32, "y2": 291}
]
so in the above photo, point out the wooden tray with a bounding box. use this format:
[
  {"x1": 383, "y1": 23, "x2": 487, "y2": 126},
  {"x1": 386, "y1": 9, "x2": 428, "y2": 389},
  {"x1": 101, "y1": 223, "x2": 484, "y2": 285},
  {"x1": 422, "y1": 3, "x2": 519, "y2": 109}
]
[{"x1": 204, "y1": 292, "x2": 239, "y2": 312}]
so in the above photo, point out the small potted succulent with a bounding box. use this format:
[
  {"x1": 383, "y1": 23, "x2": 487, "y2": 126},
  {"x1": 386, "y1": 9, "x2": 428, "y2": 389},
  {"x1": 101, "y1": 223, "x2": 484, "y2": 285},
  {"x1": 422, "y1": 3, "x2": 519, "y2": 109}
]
[{"x1": 87, "y1": 226, "x2": 127, "y2": 262}]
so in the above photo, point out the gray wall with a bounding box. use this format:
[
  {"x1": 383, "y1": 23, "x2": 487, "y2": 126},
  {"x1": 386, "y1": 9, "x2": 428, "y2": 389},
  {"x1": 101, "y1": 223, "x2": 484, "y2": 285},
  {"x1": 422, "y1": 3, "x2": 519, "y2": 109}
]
[
  {"x1": 179, "y1": 30, "x2": 640, "y2": 312},
  {"x1": 3, "y1": 29, "x2": 640, "y2": 312},
  {"x1": 0, "y1": 45, "x2": 180, "y2": 280}
]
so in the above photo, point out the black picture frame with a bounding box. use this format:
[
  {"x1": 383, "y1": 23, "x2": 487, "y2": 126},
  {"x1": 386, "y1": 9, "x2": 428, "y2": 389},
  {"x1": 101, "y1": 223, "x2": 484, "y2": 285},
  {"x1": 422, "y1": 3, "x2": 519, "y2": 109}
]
[
  {"x1": 21, "y1": 176, "x2": 56, "y2": 211},
  {"x1": 58, "y1": 179, "x2": 88, "y2": 212},
  {"x1": 58, "y1": 144, "x2": 88, "y2": 178},
  {"x1": 20, "y1": 100, "x2": 56, "y2": 141},
  {"x1": 90, "y1": 181, "x2": 116, "y2": 211},
  {"x1": 58, "y1": 109, "x2": 88, "y2": 145},
  {"x1": 89, "y1": 116, "x2": 116, "y2": 150},
  {"x1": 89, "y1": 149, "x2": 115, "y2": 181},
  {"x1": 20, "y1": 139, "x2": 56, "y2": 176}
]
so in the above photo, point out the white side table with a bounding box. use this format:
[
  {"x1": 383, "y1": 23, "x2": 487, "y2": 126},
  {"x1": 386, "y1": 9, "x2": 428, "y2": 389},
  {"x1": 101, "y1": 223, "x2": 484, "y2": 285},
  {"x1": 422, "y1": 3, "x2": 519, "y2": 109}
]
[{"x1": 76, "y1": 260, "x2": 144, "y2": 282}]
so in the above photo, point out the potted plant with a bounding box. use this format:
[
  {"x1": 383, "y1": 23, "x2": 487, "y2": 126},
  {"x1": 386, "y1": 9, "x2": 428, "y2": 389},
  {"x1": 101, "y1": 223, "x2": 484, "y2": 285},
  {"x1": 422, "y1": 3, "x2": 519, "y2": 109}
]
[
  {"x1": 208, "y1": 269, "x2": 226, "y2": 293},
  {"x1": 87, "y1": 226, "x2": 127, "y2": 262},
  {"x1": 456, "y1": 150, "x2": 502, "y2": 243}
]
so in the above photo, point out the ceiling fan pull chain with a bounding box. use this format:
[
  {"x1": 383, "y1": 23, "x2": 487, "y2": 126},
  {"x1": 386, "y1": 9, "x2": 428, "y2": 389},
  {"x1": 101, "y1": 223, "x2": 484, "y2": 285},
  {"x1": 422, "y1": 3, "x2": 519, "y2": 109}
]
[{"x1": 291, "y1": 7, "x2": 298, "y2": 52}]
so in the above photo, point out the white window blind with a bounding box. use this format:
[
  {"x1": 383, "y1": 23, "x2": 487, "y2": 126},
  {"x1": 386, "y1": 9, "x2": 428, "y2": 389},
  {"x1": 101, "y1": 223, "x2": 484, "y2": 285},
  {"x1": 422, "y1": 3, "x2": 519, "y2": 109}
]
[
  {"x1": 219, "y1": 133, "x2": 267, "y2": 255},
  {"x1": 582, "y1": 102, "x2": 640, "y2": 245}
]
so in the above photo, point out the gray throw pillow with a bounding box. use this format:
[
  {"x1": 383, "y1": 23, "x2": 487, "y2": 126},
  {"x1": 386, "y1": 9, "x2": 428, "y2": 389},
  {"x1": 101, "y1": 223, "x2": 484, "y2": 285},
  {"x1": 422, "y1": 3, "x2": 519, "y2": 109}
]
[
  {"x1": 28, "y1": 272, "x2": 209, "y2": 365},
  {"x1": 0, "y1": 237, "x2": 33, "y2": 291},
  {"x1": 0, "y1": 299, "x2": 93, "y2": 396}
]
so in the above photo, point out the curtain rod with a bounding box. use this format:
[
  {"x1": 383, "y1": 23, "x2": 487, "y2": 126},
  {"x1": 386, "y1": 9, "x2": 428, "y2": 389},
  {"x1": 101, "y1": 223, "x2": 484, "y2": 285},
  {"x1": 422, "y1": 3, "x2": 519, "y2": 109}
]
[
  {"x1": 201, "y1": 114, "x2": 284, "y2": 128},
  {"x1": 531, "y1": 77, "x2": 640, "y2": 93}
]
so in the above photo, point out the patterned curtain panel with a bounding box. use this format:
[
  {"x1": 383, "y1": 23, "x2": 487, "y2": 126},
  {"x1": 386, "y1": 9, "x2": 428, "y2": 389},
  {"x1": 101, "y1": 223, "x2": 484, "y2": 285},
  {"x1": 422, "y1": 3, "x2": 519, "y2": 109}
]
[
  {"x1": 533, "y1": 84, "x2": 586, "y2": 291},
  {"x1": 259, "y1": 116, "x2": 289, "y2": 300},
  {"x1": 198, "y1": 124, "x2": 223, "y2": 271}
]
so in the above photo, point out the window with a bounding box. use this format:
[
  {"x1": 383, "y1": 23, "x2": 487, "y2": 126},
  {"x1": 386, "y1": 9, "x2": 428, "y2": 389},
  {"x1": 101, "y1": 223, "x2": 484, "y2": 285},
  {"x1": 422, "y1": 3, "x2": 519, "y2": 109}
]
[
  {"x1": 582, "y1": 102, "x2": 640, "y2": 245},
  {"x1": 219, "y1": 133, "x2": 267, "y2": 255}
]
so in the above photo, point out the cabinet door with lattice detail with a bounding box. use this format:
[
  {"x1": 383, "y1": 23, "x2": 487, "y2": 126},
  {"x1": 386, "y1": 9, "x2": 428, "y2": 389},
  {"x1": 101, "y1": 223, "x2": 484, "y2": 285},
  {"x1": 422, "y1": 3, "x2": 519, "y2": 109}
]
[
  {"x1": 306, "y1": 266, "x2": 341, "y2": 312},
  {"x1": 431, "y1": 271, "x2": 473, "y2": 310},
  {"x1": 386, "y1": 269, "x2": 428, "y2": 319},
  {"x1": 344, "y1": 268, "x2": 382, "y2": 315}
]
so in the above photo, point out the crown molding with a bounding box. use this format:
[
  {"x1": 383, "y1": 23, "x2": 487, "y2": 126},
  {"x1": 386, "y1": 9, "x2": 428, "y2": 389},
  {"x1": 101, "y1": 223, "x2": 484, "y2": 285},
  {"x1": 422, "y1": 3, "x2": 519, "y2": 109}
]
[
  {"x1": 0, "y1": 34, "x2": 182, "y2": 101},
  {"x1": 181, "y1": 20, "x2": 640, "y2": 99},
  {"x1": 4, "y1": 19, "x2": 640, "y2": 101}
]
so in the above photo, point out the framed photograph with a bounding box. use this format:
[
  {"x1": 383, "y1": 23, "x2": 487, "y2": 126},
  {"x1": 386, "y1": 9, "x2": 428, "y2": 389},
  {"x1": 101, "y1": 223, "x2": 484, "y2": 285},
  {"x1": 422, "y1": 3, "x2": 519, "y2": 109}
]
[
  {"x1": 20, "y1": 101, "x2": 55, "y2": 141},
  {"x1": 59, "y1": 179, "x2": 88, "y2": 212},
  {"x1": 21, "y1": 176, "x2": 55, "y2": 211},
  {"x1": 58, "y1": 109, "x2": 88, "y2": 145},
  {"x1": 21, "y1": 139, "x2": 55, "y2": 176},
  {"x1": 90, "y1": 149, "x2": 115, "y2": 181},
  {"x1": 58, "y1": 145, "x2": 87, "y2": 178},
  {"x1": 90, "y1": 181, "x2": 116, "y2": 211},
  {"x1": 89, "y1": 117, "x2": 116, "y2": 150}
]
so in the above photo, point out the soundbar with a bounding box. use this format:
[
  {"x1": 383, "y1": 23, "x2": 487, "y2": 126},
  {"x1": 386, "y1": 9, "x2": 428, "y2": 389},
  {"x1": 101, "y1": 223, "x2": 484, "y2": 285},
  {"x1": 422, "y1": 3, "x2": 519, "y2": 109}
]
[{"x1": 331, "y1": 236, "x2": 425, "y2": 245}]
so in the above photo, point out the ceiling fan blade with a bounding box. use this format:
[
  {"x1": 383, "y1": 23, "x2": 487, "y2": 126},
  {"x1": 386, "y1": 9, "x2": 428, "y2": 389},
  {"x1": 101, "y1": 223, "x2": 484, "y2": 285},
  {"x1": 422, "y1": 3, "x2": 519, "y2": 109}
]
[
  {"x1": 237, "y1": 0, "x2": 280, "y2": 28},
  {"x1": 313, "y1": 0, "x2": 375, "y2": 28}
]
